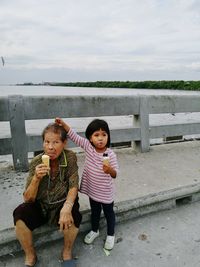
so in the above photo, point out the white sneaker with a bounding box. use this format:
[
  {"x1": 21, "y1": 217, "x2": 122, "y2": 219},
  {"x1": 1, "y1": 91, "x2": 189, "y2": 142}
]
[
  {"x1": 84, "y1": 230, "x2": 99, "y2": 244},
  {"x1": 104, "y1": 235, "x2": 115, "y2": 250}
]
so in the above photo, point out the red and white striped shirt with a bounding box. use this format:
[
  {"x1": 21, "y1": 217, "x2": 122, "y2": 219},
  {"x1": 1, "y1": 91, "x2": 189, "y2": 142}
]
[{"x1": 68, "y1": 128, "x2": 119, "y2": 204}]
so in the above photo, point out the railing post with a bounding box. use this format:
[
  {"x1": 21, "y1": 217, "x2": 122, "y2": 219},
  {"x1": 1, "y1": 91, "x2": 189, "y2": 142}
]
[
  {"x1": 132, "y1": 97, "x2": 150, "y2": 152},
  {"x1": 8, "y1": 95, "x2": 29, "y2": 171},
  {"x1": 140, "y1": 97, "x2": 150, "y2": 152},
  {"x1": 132, "y1": 114, "x2": 140, "y2": 151}
]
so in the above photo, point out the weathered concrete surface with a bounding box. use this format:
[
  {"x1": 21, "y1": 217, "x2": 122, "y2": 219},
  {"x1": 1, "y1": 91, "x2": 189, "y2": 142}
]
[
  {"x1": 1, "y1": 140, "x2": 200, "y2": 257},
  {"x1": 1, "y1": 199, "x2": 200, "y2": 266}
]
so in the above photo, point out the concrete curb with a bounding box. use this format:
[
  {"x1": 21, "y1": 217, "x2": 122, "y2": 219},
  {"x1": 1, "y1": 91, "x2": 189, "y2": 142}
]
[{"x1": 1, "y1": 182, "x2": 200, "y2": 257}]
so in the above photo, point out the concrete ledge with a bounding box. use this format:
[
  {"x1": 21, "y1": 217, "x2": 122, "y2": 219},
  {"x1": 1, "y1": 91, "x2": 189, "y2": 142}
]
[{"x1": 1, "y1": 182, "x2": 200, "y2": 257}]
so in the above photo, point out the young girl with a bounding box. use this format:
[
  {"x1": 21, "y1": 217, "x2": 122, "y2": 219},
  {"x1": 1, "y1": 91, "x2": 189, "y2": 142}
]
[{"x1": 55, "y1": 118, "x2": 119, "y2": 250}]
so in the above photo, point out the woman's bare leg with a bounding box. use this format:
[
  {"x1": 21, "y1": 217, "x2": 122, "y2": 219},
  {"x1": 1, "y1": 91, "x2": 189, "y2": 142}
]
[
  {"x1": 62, "y1": 224, "x2": 79, "y2": 260},
  {"x1": 15, "y1": 220, "x2": 36, "y2": 265}
]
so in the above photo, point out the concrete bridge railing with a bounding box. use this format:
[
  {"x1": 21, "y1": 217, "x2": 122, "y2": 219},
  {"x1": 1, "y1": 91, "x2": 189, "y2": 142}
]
[{"x1": 0, "y1": 94, "x2": 200, "y2": 171}]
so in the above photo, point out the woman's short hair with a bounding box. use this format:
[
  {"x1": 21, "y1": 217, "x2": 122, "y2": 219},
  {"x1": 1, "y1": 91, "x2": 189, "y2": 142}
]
[
  {"x1": 85, "y1": 119, "x2": 111, "y2": 147},
  {"x1": 42, "y1": 123, "x2": 67, "y2": 142}
]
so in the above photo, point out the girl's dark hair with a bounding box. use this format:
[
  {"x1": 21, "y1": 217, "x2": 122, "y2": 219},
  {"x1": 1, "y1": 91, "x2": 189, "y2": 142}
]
[
  {"x1": 85, "y1": 119, "x2": 111, "y2": 147},
  {"x1": 42, "y1": 123, "x2": 67, "y2": 142}
]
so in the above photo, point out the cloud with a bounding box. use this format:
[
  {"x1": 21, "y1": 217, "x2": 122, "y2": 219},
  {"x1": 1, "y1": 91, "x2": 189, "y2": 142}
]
[{"x1": 1, "y1": 0, "x2": 200, "y2": 83}]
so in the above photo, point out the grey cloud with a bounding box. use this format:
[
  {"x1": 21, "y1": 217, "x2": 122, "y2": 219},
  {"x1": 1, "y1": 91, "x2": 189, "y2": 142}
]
[{"x1": 1, "y1": 0, "x2": 200, "y2": 83}]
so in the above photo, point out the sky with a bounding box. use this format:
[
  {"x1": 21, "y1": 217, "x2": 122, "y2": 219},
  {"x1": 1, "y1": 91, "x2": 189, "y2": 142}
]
[{"x1": 0, "y1": 0, "x2": 200, "y2": 84}]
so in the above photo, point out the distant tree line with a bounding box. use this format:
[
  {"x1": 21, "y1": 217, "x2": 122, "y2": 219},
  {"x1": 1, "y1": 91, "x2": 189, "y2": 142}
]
[{"x1": 51, "y1": 80, "x2": 200, "y2": 91}]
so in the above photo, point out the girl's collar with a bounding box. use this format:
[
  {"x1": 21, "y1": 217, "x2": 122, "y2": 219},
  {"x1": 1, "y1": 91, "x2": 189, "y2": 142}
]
[{"x1": 94, "y1": 147, "x2": 108, "y2": 154}]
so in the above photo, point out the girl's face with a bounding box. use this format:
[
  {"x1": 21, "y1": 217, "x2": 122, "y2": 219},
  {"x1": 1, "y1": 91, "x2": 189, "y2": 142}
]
[
  {"x1": 43, "y1": 131, "x2": 66, "y2": 160},
  {"x1": 89, "y1": 129, "x2": 108, "y2": 153}
]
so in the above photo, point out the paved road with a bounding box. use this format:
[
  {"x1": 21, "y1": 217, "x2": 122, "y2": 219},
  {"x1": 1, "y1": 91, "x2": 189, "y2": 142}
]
[{"x1": 1, "y1": 201, "x2": 200, "y2": 267}]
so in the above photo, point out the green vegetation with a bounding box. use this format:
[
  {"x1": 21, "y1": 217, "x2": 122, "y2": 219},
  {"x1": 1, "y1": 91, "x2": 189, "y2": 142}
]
[{"x1": 51, "y1": 80, "x2": 200, "y2": 91}]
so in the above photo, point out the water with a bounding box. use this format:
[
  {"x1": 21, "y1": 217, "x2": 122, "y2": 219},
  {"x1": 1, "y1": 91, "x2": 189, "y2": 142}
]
[{"x1": 1, "y1": 85, "x2": 200, "y2": 96}]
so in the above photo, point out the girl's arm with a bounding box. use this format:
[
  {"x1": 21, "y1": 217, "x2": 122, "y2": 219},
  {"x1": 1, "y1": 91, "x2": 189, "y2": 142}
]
[
  {"x1": 103, "y1": 151, "x2": 118, "y2": 179},
  {"x1": 55, "y1": 117, "x2": 90, "y2": 151},
  {"x1": 103, "y1": 164, "x2": 117, "y2": 178},
  {"x1": 55, "y1": 117, "x2": 70, "y2": 132}
]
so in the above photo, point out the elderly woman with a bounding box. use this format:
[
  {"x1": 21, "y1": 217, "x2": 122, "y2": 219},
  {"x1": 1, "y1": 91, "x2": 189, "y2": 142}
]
[{"x1": 13, "y1": 123, "x2": 82, "y2": 267}]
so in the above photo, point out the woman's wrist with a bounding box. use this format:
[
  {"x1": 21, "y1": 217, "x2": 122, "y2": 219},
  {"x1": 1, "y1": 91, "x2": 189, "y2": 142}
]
[
  {"x1": 64, "y1": 200, "x2": 74, "y2": 209},
  {"x1": 33, "y1": 174, "x2": 41, "y2": 182},
  {"x1": 62, "y1": 200, "x2": 73, "y2": 213}
]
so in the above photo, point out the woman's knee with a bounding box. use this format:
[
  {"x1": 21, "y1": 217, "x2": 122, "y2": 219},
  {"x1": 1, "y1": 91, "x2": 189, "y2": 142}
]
[
  {"x1": 13, "y1": 203, "x2": 27, "y2": 225},
  {"x1": 15, "y1": 219, "x2": 28, "y2": 229}
]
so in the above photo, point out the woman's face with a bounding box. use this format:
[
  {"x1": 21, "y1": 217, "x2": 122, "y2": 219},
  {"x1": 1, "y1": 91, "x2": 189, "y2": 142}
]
[{"x1": 43, "y1": 131, "x2": 66, "y2": 160}]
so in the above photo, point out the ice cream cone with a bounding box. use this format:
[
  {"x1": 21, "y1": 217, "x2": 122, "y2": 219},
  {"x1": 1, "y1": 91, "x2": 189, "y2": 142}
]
[
  {"x1": 103, "y1": 153, "x2": 109, "y2": 166},
  {"x1": 42, "y1": 154, "x2": 50, "y2": 167}
]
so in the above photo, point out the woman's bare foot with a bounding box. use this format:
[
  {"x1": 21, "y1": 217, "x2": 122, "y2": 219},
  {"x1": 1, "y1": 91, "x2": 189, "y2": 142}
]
[
  {"x1": 62, "y1": 249, "x2": 72, "y2": 261},
  {"x1": 25, "y1": 253, "x2": 37, "y2": 266}
]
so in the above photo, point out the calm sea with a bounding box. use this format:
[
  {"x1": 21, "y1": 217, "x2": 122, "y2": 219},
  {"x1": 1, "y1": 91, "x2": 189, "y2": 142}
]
[{"x1": 1, "y1": 85, "x2": 200, "y2": 96}]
